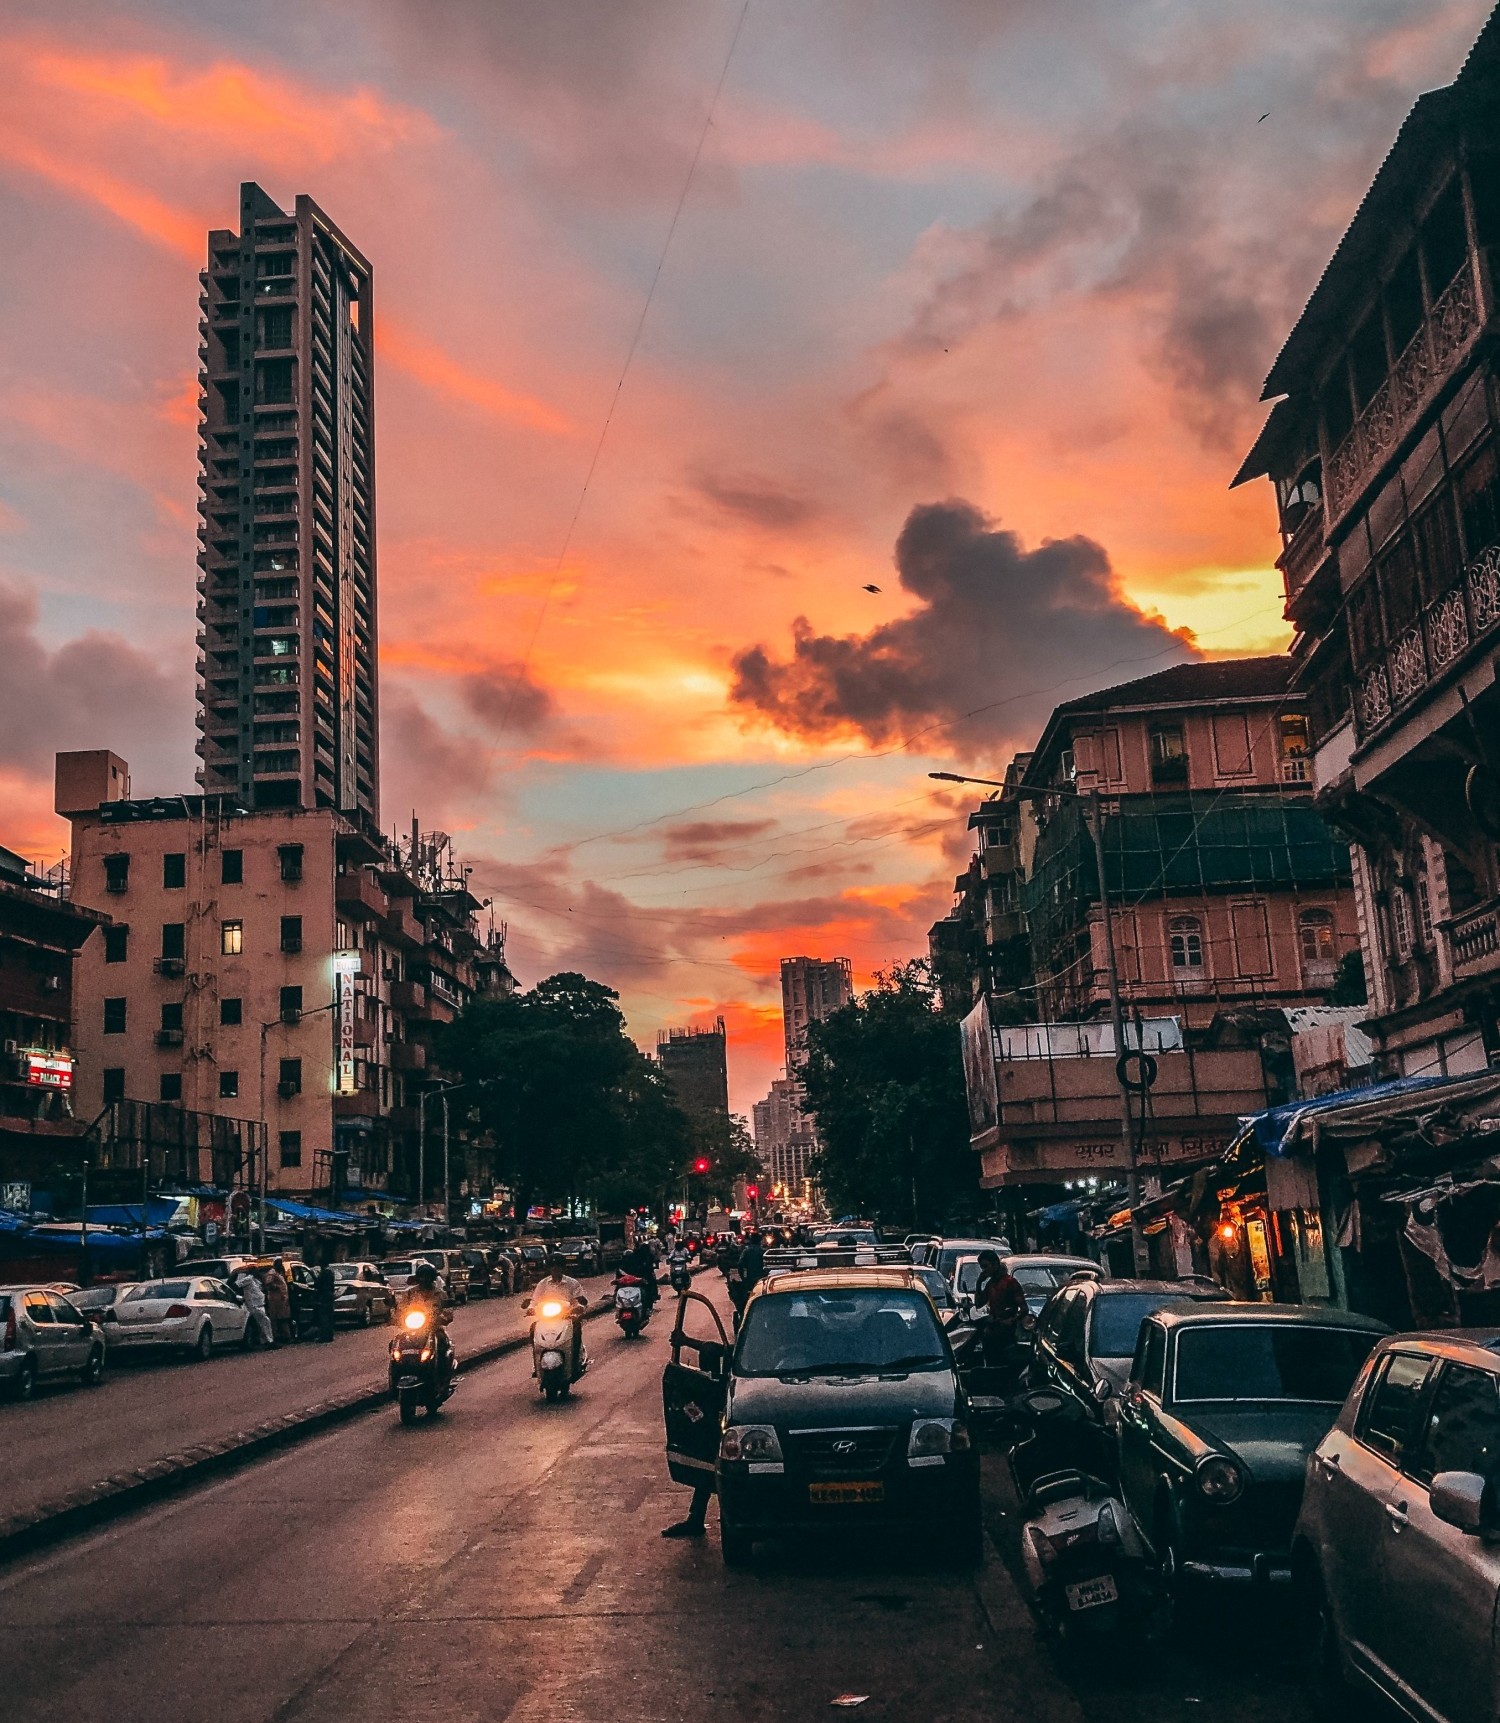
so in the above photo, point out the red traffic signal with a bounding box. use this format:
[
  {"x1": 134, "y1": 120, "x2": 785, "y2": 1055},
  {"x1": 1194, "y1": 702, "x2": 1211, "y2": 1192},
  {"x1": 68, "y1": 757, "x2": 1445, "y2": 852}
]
[
  {"x1": 692, "y1": 1157, "x2": 710, "y2": 1175},
  {"x1": 746, "y1": 1184, "x2": 759, "y2": 1200}
]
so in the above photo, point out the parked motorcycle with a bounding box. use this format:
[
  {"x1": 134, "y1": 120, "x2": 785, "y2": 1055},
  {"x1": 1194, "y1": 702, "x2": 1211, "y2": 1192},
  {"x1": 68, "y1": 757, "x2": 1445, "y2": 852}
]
[
  {"x1": 388, "y1": 1304, "x2": 456, "y2": 1426},
  {"x1": 613, "y1": 1272, "x2": 649, "y2": 1338},
  {"x1": 1004, "y1": 1388, "x2": 1157, "y2": 1640},
  {"x1": 524, "y1": 1290, "x2": 589, "y2": 1400}
]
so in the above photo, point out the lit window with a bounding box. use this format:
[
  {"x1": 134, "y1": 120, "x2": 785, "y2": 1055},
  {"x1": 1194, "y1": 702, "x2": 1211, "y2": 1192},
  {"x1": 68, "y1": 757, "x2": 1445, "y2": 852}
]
[
  {"x1": 1299, "y1": 910, "x2": 1336, "y2": 964},
  {"x1": 222, "y1": 920, "x2": 243, "y2": 956}
]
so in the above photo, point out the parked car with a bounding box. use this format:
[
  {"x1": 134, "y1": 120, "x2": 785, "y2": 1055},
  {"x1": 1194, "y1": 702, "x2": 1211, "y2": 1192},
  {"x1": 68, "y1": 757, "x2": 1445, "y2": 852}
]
[
  {"x1": 0, "y1": 1285, "x2": 108, "y2": 1398},
  {"x1": 108, "y1": 1276, "x2": 254, "y2": 1359},
  {"x1": 1116, "y1": 1304, "x2": 1389, "y2": 1597},
  {"x1": 462, "y1": 1247, "x2": 509, "y2": 1297},
  {"x1": 1295, "y1": 1329, "x2": 1500, "y2": 1723},
  {"x1": 911, "y1": 1264, "x2": 963, "y2": 1330},
  {"x1": 1031, "y1": 1276, "x2": 1228, "y2": 1407},
  {"x1": 414, "y1": 1249, "x2": 470, "y2": 1303},
  {"x1": 665, "y1": 1266, "x2": 982, "y2": 1567},
  {"x1": 67, "y1": 1282, "x2": 138, "y2": 1327},
  {"x1": 516, "y1": 1242, "x2": 550, "y2": 1285},
  {"x1": 557, "y1": 1236, "x2": 603, "y2": 1275},
  {"x1": 330, "y1": 1262, "x2": 394, "y2": 1326},
  {"x1": 380, "y1": 1258, "x2": 430, "y2": 1303}
]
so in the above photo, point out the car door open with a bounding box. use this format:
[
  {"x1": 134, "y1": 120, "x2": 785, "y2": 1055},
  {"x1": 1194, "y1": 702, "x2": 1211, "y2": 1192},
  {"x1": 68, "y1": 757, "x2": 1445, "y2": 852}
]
[{"x1": 663, "y1": 1291, "x2": 730, "y2": 1488}]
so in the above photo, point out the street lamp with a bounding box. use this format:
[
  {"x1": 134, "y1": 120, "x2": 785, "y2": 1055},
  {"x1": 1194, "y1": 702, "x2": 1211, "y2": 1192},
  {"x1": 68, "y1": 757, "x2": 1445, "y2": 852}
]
[
  {"x1": 257, "y1": 998, "x2": 338, "y2": 1251},
  {"x1": 931, "y1": 768, "x2": 1150, "y2": 1275},
  {"x1": 417, "y1": 1078, "x2": 495, "y2": 1233}
]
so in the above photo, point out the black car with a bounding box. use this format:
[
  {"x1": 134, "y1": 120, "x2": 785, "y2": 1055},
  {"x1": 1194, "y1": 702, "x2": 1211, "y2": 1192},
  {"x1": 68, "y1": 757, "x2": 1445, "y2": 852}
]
[{"x1": 663, "y1": 1269, "x2": 982, "y2": 1568}]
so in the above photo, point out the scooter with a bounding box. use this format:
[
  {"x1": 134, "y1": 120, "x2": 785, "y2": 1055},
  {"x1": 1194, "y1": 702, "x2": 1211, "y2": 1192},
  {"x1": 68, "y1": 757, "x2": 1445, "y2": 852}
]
[
  {"x1": 1004, "y1": 1388, "x2": 1157, "y2": 1640},
  {"x1": 668, "y1": 1254, "x2": 691, "y2": 1294},
  {"x1": 524, "y1": 1289, "x2": 589, "y2": 1400},
  {"x1": 613, "y1": 1272, "x2": 649, "y2": 1338},
  {"x1": 388, "y1": 1304, "x2": 457, "y2": 1426}
]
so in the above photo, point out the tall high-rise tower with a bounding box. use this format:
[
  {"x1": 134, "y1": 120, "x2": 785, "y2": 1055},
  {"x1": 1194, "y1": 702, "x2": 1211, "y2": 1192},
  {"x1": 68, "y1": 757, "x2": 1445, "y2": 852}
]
[
  {"x1": 195, "y1": 183, "x2": 379, "y2": 822},
  {"x1": 780, "y1": 956, "x2": 853, "y2": 1071}
]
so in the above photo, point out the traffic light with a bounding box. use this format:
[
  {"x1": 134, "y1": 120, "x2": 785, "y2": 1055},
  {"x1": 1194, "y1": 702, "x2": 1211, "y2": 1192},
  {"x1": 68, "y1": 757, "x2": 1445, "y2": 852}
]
[
  {"x1": 746, "y1": 1184, "x2": 759, "y2": 1200},
  {"x1": 692, "y1": 1157, "x2": 710, "y2": 1175}
]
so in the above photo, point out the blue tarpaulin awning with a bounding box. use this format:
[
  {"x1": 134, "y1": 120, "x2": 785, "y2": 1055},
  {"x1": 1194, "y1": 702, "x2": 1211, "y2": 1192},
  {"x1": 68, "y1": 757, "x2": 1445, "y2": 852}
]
[
  {"x1": 265, "y1": 1196, "x2": 379, "y2": 1227},
  {"x1": 1237, "y1": 1073, "x2": 1489, "y2": 1157}
]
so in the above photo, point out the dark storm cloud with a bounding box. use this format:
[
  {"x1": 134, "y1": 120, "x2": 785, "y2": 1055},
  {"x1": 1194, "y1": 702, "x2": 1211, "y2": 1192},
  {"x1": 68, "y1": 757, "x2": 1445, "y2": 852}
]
[
  {"x1": 0, "y1": 579, "x2": 187, "y2": 782},
  {"x1": 659, "y1": 816, "x2": 778, "y2": 862},
  {"x1": 729, "y1": 498, "x2": 1192, "y2": 748},
  {"x1": 381, "y1": 683, "x2": 493, "y2": 814},
  {"x1": 688, "y1": 466, "x2": 823, "y2": 530},
  {"x1": 460, "y1": 662, "x2": 558, "y2": 734}
]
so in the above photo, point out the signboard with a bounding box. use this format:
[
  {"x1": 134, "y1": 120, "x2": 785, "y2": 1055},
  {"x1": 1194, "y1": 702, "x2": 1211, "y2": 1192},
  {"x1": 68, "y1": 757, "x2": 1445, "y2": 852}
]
[
  {"x1": 334, "y1": 954, "x2": 359, "y2": 1096},
  {"x1": 1, "y1": 1181, "x2": 31, "y2": 1214},
  {"x1": 960, "y1": 999, "x2": 999, "y2": 1139},
  {"x1": 981, "y1": 1127, "x2": 1233, "y2": 1185},
  {"x1": 23, "y1": 1050, "x2": 74, "y2": 1091}
]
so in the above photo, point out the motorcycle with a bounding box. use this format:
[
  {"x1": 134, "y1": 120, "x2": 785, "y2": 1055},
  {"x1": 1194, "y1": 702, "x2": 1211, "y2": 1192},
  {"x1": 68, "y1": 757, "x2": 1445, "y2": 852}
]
[
  {"x1": 388, "y1": 1303, "x2": 456, "y2": 1426},
  {"x1": 1004, "y1": 1388, "x2": 1157, "y2": 1640},
  {"x1": 668, "y1": 1254, "x2": 691, "y2": 1294},
  {"x1": 613, "y1": 1272, "x2": 649, "y2": 1338},
  {"x1": 524, "y1": 1289, "x2": 589, "y2": 1400}
]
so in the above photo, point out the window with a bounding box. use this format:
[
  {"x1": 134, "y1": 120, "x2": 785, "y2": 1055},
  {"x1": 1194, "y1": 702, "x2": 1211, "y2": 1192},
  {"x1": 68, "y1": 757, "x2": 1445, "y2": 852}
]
[
  {"x1": 1134, "y1": 1321, "x2": 1167, "y2": 1398},
  {"x1": 1279, "y1": 714, "x2": 1310, "y2": 782},
  {"x1": 280, "y1": 984, "x2": 303, "y2": 1019},
  {"x1": 102, "y1": 1067, "x2": 126, "y2": 1104},
  {"x1": 279, "y1": 1130, "x2": 303, "y2": 1168},
  {"x1": 278, "y1": 843, "x2": 303, "y2": 882},
  {"x1": 1423, "y1": 176, "x2": 1470, "y2": 294},
  {"x1": 1418, "y1": 876, "x2": 1436, "y2": 944},
  {"x1": 221, "y1": 920, "x2": 243, "y2": 956},
  {"x1": 219, "y1": 1070, "x2": 239, "y2": 1099},
  {"x1": 1299, "y1": 910, "x2": 1336, "y2": 970},
  {"x1": 1458, "y1": 443, "x2": 1500, "y2": 562},
  {"x1": 1232, "y1": 900, "x2": 1273, "y2": 977},
  {"x1": 160, "y1": 1002, "x2": 183, "y2": 1032},
  {"x1": 103, "y1": 853, "x2": 130, "y2": 894},
  {"x1": 220, "y1": 997, "x2": 243, "y2": 1026},
  {"x1": 1358, "y1": 1351, "x2": 1434, "y2": 1461},
  {"x1": 280, "y1": 915, "x2": 302, "y2": 953},
  {"x1": 1410, "y1": 1364, "x2": 1500, "y2": 1485},
  {"x1": 1168, "y1": 915, "x2": 1205, "y2": 974},
  {"x1": 103, "y1": 997, "x2": 127, "y2": 1034},
  {"x1": 159, "y1": 1073, "x2": 182, "y2": 1103},
  {"x1": 163, "y1": 853, "x2": 186, "y2": 889},
  {"x1": 103, "y1": 926, "x2": 129, "y2": 963},
  {"x1": 278, "y1": 1057, "x2": 302, "y2": 1095},
  {"x1": 1174, "y1": 1324, "x2": 1378, "y2": 1403},
  {"x1": 160, "y1": 922, "x2": 185, "y2": 961},
  {"x1": 1392, "y1": 888, "x2": 1414, "y2": 960},
  {"x1": 1150, "y1": 725, "x2": 1187, "y2": 784},
  {"x1": 1212, "y1": 712, "x2": 1253, "y2": 777},
  {"x1": 221, "y1": 848, "x2": 243, "y2": 885}
]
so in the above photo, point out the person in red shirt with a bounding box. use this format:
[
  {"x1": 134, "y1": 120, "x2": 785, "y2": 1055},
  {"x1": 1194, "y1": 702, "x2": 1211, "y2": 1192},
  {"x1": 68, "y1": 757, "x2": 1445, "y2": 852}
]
[{"x1": 975, "y1": 1250, "x2": 1029, "y2": 1367}]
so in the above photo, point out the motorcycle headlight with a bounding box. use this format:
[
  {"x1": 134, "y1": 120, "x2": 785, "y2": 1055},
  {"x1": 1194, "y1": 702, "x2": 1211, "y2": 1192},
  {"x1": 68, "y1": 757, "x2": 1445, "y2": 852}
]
[
  {"x1": 719, "y1": 1424, "x2": 783, "y2": 1463},
  {"x1": 403, "y1": 1309, "x2": 427, "y2": 1331},
  {"x1": 538, "y1": 1301, "x2": 565, "y2": 1319},
  {"x1": 1196, "y1": 1455, "x2": 1244, "y2": 1503},
  {"x1": 908, "y1": 1418, "x2": 970, "y2": 1459}
]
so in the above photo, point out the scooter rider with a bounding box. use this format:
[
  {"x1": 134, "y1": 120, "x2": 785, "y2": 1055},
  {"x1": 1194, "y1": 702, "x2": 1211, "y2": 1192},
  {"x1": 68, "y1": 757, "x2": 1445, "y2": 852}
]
[
  {"x1": 623, "y1": 1237, "x2": 660, "y2": 1317},
  {"x1": 395, "y1": 1262, "x2": 456, "y2": 1392},
  {"x1": 534, "y1": 1255, "x2": 587, "y2": 1374}
]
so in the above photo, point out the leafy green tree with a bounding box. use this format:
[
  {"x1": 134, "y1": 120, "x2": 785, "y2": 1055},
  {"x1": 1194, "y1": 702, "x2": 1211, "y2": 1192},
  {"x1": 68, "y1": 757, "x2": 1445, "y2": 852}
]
[
  {"x1": 436, "y1": 972, "x2": 689, "y2": 1216},
  {"x1": 801, "y1": 959, "x2": 977, "y2": 1227}
]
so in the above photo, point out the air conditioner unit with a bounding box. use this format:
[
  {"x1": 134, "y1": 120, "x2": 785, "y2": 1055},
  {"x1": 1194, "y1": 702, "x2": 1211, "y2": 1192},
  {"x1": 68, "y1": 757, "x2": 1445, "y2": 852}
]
[
  {"x1": 155, "y1": 1028, "x2": 185, "y2": 1048},
  {"x1": 154, "y1": 957, "x2": 186, "y2": 978},
  {"x1": 2, "y1": 1039, "x2": 17, "y2": 1056},
  {"x1": 277, "y1": 1080, "x2": 299, "y2": 1099},
  {"x1": 282, "y1": 937, "x2": 303, "y2": 954},
  {"x1": 280, "y1": 1007, "x2": 300, "y2": 1025}
]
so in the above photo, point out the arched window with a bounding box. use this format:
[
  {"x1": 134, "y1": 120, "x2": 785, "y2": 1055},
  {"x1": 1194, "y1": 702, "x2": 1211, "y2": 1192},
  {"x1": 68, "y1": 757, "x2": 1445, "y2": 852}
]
[
  {"x1": 1168, "y1": 915, "x2": 1204, "y2": 974},
  {"x1": 1299, "y1": 909, "x2": 1335, "y2": 963}
]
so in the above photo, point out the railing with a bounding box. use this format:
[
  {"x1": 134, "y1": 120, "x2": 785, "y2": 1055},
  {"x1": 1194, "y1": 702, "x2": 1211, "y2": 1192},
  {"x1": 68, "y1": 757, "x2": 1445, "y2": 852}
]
[
  {"x1": 1325, "y1": 269, "x2": 1481, "y2": 519},
  {"x1": 1356, "y1": 542, "x2": 1500, "y2": 741},
  {"x1": 1449, "y1": 899, "x2": 1500, "y2": 976}
]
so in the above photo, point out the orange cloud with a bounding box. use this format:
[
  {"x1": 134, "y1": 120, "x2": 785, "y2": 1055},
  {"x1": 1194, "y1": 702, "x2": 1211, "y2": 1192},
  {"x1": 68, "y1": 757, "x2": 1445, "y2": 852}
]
[
  {"x1": 0, "y1": 132, "x2": 199, "y2": 258},
  {"x1": 380, "y1": 318, "x2": 575, "y2": 438}
]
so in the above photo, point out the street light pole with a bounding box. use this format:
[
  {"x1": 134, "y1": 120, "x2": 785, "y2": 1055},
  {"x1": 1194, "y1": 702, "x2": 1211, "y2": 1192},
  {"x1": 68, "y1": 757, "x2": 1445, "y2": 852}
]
[{"x1": 930, "y1": 769, "x2": 1150, "y2": 1275}]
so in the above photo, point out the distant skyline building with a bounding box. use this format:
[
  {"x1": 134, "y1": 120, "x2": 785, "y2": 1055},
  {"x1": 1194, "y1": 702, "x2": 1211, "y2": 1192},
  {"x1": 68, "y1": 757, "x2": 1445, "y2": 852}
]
[
  {"x1": 779, "y1": 955, "x2": 853, "y2": 1072},
  {"x1": 195, "y1": 182, "x2": 379, "y2": 823},
  {"x1": 656, "y1": 1018, "x2": 730, "y2": 1123},
  {"x1": 751, "y1": 1076, "x2": 816, "y2": 1200}
]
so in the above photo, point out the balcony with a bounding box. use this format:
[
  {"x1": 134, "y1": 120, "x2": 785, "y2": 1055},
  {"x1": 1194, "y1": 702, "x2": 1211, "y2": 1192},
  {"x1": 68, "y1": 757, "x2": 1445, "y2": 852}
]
[
  {"x1": 1325, "y1": 268, "x2": 1482, "y2": 521},
  {"x1": 382, "y1": 900, "x2": 423, "y2": 947},
  {"x1": 153, "y1": 957, "x2": 186, "y2": 978},
  {"x1": 1449, "y1": 898, "x2": 1500, "y2": 979},
  {"x1": 388, "y1": 1040, "x2": 426, "y2": 1072},
  {"x1": 333, "y1": 1090, "x2": 380, "y2": 1120},
  {"x1": 389, "y1": 979, "x2": 426, "y2": 1012},
  {"x1": 1355, "y1": 542, "x2": 1500, "y2": 743},
  {"x1": 335, "y1": 869, "x2": 387, "y2": 919}
]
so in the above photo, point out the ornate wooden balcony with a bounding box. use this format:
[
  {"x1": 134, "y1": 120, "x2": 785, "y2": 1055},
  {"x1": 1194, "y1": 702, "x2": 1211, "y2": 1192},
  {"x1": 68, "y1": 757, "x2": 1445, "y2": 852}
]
[{"x1": 1449, "y1": 897, "x2": 1500, "y2": 979}]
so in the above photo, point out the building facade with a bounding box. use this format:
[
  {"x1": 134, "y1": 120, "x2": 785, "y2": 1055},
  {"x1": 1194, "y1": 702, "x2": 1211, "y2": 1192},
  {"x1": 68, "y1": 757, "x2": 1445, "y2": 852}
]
[
  {"x1": 61, "y1": 752, "x2": 508, "y2": 1208},
  {"x1": 779, "y1": 956, "x2": 854, "y2": 1071},
  {"x1": 196, "y1": 182, "x2": 379, "y2": 821},
  {"x1": 751, "y1": 1076, "x2": 817, "y2": 1201},
  {"x1": 1236, "y1": 11, "x2": 1500, "y2": 1084},
  {"x1": 656, "y1": 1019, "x2": 730, "y2": 1125}
]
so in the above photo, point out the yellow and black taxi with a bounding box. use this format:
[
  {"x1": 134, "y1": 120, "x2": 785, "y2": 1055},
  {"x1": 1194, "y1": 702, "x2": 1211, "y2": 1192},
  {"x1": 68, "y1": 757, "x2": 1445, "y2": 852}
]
[{"x1": 662, "y1": 1267, "x2": 982, "y2": 1567}]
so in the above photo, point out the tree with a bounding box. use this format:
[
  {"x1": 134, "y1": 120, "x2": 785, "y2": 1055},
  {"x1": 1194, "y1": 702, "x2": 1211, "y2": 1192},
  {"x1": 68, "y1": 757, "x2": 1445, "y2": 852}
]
[
  {"x1": 436, "y1": 972, "x2": 689, "y2": 1215},
  {"x1": 684, "y1": 1112, "x2": 762, "y2": 1206},
  {"x1": 801, "y1": 959, "x2": 977, "y2": 1228}
]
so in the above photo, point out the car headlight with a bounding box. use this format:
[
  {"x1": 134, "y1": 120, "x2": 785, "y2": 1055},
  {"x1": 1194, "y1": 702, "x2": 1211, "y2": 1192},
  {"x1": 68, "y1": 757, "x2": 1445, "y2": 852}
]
[
  {"x1": 719, "y1": 1424, "x2": 783, "y2": 1463},
  {"x1": 908, "y1": 1418, "x2": 971, "y2": 1459},
  {"x1": 1196, "y1": 1455, "x2": 1244, "y2": 1503}
]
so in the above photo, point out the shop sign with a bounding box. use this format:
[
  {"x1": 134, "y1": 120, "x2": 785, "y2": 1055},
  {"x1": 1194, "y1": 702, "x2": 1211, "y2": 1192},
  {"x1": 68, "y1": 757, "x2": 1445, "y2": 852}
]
[
  {"x1": 23, "y1": 1050, "x2": 74, "y2": 1090},
  {"x1": 333, "y1": 954, "x2": 359, "y2": 1095}
]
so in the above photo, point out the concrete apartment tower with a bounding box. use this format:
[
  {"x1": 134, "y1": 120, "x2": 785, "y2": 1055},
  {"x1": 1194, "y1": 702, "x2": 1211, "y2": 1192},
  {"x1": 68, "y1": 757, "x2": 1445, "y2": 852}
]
[
  {"x1": 779, "y1": 956, "x2": 854, "y2": 1071},
  {"x1": 195, "y1": 183, "x2": 379, "y2": 822}
]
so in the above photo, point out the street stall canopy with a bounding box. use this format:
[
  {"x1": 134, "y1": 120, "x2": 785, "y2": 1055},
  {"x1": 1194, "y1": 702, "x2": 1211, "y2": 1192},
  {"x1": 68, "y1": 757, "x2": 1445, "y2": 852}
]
[
  {"x1": 265, "y1": 1196, "x2": 376, "y2": 1228},
  {"x1": 1234, "y1": 1073, "x2": 1475, "y2": 1157}
]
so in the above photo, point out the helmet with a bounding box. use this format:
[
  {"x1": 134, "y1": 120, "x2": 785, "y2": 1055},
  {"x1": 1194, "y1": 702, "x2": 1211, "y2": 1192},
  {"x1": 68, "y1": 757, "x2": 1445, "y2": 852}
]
[
  {"x1": 414, "y1": 1263, "x2": 439, "y2": 1287},
  {"x1": 546, "y1": 1254, "x2": 564, "y2": 1274}
]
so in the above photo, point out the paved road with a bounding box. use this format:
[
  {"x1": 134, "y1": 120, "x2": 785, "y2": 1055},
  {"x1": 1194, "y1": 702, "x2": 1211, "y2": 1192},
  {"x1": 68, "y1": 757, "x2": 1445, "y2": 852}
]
[
  {"x1": 4, "y1": 1275, "x2": 620, "y2": 1525},
  {"x1": 5, "y1": 1280, "x2": 1333, "y2": 1723}
]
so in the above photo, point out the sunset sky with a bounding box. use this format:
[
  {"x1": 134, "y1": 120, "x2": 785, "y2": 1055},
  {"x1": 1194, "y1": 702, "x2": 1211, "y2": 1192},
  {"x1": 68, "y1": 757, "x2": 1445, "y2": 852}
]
[{"x1": 0, "y1": 0, "x2": 1489, "y2": 1114}]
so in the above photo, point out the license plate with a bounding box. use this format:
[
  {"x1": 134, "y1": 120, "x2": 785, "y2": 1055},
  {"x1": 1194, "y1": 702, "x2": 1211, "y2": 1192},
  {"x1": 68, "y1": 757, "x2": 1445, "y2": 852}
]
[
  {"x1": 1064, "y1": 1574, "x2": 1119, "y2": 1611},
  {"x1": 809, "y1": 1481, "x2": 885, "y2": 1505}
]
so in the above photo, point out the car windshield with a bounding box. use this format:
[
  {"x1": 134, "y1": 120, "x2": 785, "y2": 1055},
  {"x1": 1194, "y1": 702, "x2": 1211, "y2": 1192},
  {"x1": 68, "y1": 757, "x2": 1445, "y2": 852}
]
[
  {"x1": 126, "y1": 1281, "x2": 191, "y2": 1301},
  {"x1": 913, "y1": 1268, "x2": 954, "y2": 1310},
  {"x1": 1092, "y1": 1293, "x2": 1216, "y2": 1359},
  {"x1": 1173, "y1": 1324, "x2": 1379, "y2": 1403},
  {"x1": 384, "y1": 1261, "x2": 416, "y2": 1277},
  {"x1": 330, "y1": 1265, "x2": 359, "y2": 1281},
  {"x1": 736, "y1": 1289, "x2": 948, "y2": 1377},
  {"x1": 953, "y1": 1259, "x2": 984, "y2": 1295}
]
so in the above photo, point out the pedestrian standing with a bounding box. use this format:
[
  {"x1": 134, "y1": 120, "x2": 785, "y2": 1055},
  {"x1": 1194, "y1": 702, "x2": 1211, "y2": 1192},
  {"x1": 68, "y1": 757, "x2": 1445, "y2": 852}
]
[
  {"x1": 235, "y1": 1266, "x2": 273, "y2": 1349},
  {"x1": 314, "y1": 1256, "x2": 337, "y2": 1343},
  {"x1": 264, "y1": 1259, "x2": 293, "y2": 1346}
]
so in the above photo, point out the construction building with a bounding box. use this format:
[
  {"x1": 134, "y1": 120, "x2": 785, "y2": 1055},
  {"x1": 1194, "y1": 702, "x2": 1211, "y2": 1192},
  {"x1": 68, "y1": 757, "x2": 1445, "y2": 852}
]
[{"x1": 656, "y1": 1019, "x2": 730, "y2": 1126}]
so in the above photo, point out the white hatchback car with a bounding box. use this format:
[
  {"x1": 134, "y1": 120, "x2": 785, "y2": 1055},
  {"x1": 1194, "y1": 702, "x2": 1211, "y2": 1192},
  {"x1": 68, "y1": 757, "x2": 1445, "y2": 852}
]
[{"x1": 109, "y1": 1276, "x2": 252, "y2": 1359}]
